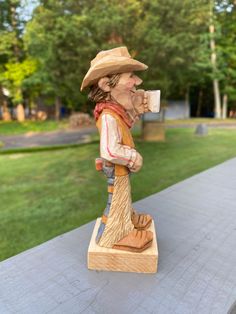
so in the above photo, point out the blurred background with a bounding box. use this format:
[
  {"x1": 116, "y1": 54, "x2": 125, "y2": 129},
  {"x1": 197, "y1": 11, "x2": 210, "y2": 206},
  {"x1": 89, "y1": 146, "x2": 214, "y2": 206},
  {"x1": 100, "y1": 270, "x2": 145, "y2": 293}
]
[
  {"x1": 0, "y1": 0, "x2": 235, "y2": 121},
  {"x1": 1, "y1": 0, "x2": 236, "y2": 261}
]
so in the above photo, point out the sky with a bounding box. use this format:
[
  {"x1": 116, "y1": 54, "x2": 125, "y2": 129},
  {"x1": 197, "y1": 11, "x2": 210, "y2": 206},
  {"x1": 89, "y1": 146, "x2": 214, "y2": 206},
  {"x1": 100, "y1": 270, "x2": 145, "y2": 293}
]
[{"x1": 19, "y1": 0, "x2": 39, "y2": 22}]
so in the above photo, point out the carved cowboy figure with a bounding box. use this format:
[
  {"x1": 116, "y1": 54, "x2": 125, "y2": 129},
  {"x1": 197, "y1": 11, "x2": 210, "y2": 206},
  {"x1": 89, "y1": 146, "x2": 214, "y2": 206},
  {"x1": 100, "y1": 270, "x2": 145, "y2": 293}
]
[{"x1": 81, "y1": 46, "x2": 153, "y2": 252}]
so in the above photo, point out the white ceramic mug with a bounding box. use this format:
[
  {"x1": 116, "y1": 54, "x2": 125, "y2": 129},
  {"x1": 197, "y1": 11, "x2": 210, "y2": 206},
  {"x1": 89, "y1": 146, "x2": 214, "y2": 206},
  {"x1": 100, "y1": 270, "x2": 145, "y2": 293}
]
[{"x1": 146, "y1": 90, "x2": 161, "y2": 113}]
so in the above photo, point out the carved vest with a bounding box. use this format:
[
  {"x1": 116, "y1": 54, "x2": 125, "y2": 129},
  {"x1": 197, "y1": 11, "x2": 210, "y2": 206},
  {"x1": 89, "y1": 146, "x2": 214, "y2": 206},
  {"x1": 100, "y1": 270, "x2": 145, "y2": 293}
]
[{"x1": 96, "y1": 109, "x2": 135, "y2": 176}]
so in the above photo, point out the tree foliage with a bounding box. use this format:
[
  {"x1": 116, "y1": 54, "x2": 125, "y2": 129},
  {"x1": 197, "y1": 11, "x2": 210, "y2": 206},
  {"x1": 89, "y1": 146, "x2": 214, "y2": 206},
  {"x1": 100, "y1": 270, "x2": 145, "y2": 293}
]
[
  {"x1": 0, "y1": 0, "x2": 236, "y2": 116},
  {"x1": 216, "y1": 0, "x2": 236, "y2": 102},
  {"x1": 0, "y1": 0, "x2": 38, "y2": 111}
]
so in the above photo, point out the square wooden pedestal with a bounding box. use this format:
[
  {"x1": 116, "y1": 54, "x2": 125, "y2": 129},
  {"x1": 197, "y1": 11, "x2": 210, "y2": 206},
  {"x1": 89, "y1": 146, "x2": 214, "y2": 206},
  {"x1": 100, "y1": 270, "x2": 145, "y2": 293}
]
[{"x1": 88, "y1": 218, "x2": 158, "y2": 273}]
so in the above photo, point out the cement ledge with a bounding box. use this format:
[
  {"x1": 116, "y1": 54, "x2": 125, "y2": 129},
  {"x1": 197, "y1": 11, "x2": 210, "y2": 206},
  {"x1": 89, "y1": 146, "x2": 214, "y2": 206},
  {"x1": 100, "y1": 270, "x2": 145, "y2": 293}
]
[{"x1": 1, "y1": 158, "x2": 236, "y2": 314}]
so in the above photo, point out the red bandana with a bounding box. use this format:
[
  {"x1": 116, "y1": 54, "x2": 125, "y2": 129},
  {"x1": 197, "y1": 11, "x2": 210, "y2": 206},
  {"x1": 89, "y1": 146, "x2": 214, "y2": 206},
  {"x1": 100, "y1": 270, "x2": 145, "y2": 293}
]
[{"x1": 93, "y1": 102, "x2": 133, "y2": 128}]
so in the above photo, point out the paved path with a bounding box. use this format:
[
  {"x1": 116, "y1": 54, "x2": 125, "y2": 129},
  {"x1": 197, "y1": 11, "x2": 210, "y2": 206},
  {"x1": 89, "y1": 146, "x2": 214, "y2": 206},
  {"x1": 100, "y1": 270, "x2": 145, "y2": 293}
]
[
  {"x1": 0, "y1": 127, "x2": 97, "y2": 150},
  {"x1": 0, "y1": 122, "x2": 236, "y2": 150},
  {"x1": 1, "y1": 158, "x2": 236, "y2": 313}
]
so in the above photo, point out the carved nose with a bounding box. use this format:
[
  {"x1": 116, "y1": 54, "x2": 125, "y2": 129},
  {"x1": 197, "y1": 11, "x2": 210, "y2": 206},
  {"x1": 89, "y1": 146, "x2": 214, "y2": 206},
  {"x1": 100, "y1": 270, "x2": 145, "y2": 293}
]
[{"x1": 133, "y1": 75, "x2": 143, "y2": 86}]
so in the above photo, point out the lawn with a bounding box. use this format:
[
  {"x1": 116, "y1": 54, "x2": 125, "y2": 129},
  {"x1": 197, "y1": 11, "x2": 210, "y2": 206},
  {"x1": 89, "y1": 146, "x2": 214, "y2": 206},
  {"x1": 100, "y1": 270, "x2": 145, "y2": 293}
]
[
  {"x1": 165, "y1": 118, "x2": 236, "y2": 125},
  {"x1": 0, "y1": 118, "x2": 235, "y2": 136},
  {"x1": 1, "y1": 127, "x2": 236, "y2": 261}
]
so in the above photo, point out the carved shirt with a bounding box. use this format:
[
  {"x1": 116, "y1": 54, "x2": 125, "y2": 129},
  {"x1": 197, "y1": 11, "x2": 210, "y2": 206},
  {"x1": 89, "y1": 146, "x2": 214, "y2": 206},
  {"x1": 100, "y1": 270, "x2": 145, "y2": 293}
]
[{"x1": 99, "y1": 113, "x2": 137, "y2": 169}]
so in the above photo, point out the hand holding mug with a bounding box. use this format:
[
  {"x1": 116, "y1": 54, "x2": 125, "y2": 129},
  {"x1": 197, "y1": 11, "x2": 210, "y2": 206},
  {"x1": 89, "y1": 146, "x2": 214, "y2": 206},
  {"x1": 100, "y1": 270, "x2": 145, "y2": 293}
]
[
  {"x1": 132, "y1": 89, "x2": 161, "y2": 116},
  {"x1": 132, "y1": 89, "x2": 149, "y2": 116}
]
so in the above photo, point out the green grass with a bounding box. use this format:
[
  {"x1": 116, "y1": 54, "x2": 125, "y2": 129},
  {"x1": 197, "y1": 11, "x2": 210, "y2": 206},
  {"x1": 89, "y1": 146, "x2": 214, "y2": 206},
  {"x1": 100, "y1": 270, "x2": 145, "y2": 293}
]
[
  {"x1": 0, "y1": 118, "x2": 235, "y2": 137},
  {"x1": 1, "y1": 127, "x2": 236, "y2": 261},
  {"x1": 0, "y1": 120, "x2": 69, "y2": 135},
  {"x1": 165, "y1": 118, "x2": 236, "y2": 125}
]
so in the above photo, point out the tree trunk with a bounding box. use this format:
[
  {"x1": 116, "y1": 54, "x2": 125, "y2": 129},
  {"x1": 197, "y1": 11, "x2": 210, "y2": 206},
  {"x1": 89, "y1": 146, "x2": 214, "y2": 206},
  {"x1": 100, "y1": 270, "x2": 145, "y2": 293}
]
[
  {"x1": 185, "y1": 87, "x2": 190, "y2": 119},
  {"x1": 11, "y1": 1, "x2": 25, "y2": 119},
  {"x1": 2, "y1": 103, "x2": 11, "y2": 121},
  {"x1": 55, "y1": 96, "x2": 61, "y2": 121},
  {"x1": 209, "y1": 2, "x2": 221, "y2": 119},
  {"x1": 0, "y1": 85, "x2": 11, "y2": 121},
  {"x1": 222, "y1": 94, "x2": 228, "y2": 119},
  {"x1": 213, "y1": 79, "x2": 221, "y2": 118},
  {"x1": 196, "y1": 89, "x2": 203, "y2": 117},
  {"x1": 16, "y1": 104, "x2": 25, "y2": 122},
  {"x1": 0, "y1": 85, "x2": 4, "y2": 120},
  {"x1": 28, "y1": 96, "x2": 35, "y2": 118},
  {"x1": 10, "y1": 3, "x2": 20, "y2": 60}
]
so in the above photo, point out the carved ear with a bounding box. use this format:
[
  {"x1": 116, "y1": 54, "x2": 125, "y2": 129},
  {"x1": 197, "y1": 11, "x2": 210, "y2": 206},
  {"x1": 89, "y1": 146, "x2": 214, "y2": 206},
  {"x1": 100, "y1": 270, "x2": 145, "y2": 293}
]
[{"x1": 98, "y1": 77, "x2": 111, "y2": 92}]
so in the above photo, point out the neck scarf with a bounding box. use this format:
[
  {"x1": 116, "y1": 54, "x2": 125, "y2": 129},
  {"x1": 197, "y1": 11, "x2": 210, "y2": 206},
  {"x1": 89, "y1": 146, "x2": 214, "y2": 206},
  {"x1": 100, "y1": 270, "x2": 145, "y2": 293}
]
[{"x1": 94, "y1": 102, "x2": 133, "y2": 128}]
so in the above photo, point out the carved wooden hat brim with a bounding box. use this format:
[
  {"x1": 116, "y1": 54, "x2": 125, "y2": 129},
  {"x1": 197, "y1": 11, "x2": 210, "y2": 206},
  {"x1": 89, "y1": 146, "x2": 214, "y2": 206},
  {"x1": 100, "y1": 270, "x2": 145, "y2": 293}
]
[{"x1": 80, "y1": 46, "x2": 148, "y2": 91}]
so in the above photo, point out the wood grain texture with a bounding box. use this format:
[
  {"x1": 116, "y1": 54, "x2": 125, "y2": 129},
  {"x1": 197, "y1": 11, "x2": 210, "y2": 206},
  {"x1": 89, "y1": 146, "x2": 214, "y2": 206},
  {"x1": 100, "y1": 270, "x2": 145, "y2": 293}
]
[
  {"x1": 88, "y1": 218, "x2": 158, "y2": 273},
  {"x1": 98, "y1": 175, "x2": 134, "y2": 248}
]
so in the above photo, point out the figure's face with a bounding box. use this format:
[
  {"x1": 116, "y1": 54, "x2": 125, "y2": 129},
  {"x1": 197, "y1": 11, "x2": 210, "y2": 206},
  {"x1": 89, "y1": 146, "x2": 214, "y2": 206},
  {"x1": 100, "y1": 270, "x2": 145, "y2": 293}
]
[
  {"x1": 110, "y1": 72, "x2": 142, "y2": 110},
  {"x1": 117, "y1": 72, "x2": 142, "y2": 91}
]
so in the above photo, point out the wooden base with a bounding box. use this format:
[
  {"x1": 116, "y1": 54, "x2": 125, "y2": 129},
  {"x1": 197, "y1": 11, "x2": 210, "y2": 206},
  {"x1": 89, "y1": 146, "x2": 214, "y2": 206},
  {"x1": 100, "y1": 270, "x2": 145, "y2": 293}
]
[{"x1": 88, "y1": 218, "x2": 158, "y2": 273}]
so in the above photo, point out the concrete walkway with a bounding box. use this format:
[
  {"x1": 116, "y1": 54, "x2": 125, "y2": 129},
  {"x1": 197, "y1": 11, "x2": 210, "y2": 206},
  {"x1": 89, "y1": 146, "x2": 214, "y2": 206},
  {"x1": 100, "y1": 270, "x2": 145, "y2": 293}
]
[
  {"x1": 1, "y1": 158, "x2": 236, "y2": 314},
  {"x1": 0, "y1": 127, "x2": 96, "y2": 150},
  {"x1": 0, "y1": 122, "x2": 236, "y2": 150}
]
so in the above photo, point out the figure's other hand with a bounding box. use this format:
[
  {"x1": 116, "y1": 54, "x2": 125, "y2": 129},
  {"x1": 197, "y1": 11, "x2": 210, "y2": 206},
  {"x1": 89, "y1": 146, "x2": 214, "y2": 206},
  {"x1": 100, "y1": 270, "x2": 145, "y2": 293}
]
[
  {"x1": 132, "y1": 90, "x2": 149, "y2": 116},
  {"x1": 130, "y1": 152, "x2": 143, "y2": 173}
]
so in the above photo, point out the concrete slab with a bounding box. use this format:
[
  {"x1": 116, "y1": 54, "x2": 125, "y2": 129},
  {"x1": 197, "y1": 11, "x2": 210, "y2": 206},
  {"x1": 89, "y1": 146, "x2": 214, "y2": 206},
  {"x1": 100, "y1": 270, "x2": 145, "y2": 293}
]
[
  {"x1": 0, "y1": 127, "x2": 96, "y2": 150},
  {"x1": 1, "y1": 158, "x2": 236, "y2": 314}
]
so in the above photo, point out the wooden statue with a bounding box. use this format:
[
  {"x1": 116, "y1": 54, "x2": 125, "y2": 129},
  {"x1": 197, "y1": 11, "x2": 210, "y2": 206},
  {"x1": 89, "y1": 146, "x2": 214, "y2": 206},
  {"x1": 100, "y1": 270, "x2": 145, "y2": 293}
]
[{"x1": 81, "y1": 47, "x2": 160, "y2": 259}]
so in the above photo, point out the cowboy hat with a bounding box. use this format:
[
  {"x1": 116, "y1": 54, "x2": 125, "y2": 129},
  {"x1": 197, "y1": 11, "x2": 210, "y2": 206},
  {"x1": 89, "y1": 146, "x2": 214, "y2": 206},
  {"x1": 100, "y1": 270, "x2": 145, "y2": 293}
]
[{"x1": 80, "y1": 46, "x2": 148, "y2": 91}]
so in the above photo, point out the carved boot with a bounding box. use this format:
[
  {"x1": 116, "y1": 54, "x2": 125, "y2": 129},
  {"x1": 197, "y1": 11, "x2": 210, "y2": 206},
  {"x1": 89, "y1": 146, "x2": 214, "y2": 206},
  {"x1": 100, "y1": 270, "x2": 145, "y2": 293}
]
[
  {"x1": 132, "y1": 210, "x2": 152, "y2": 231},
  {"x1": 112, "y1": 229, "x2": 153, "y2": 252}
]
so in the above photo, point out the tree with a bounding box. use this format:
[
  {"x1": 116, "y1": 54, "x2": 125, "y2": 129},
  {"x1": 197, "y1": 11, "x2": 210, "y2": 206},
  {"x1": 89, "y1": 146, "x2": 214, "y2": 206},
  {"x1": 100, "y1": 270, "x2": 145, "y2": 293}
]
[
  {"x1": 0, "y1": 0, "x2": 38, "y2": 121},
  {"x1": 209, "y1": 0, "x2": 222, "y2": 118},
  {"x1": 22, "y1": 0, "x2": 236, "y2": 119},
  {"x1": 24, "y1": 0, "x2": 145, "y2": 115},
  {"x1": 0, "y1": 0, "x2": 16, "y2": 120},
  {"x1": 216, "y1": 0, "x2": 236, "y2": 118},
  {"x1": 136, "y1": 0, "x2": 210, "y2": 100}
]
